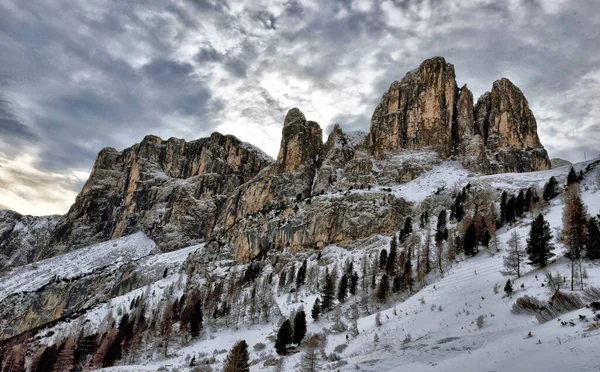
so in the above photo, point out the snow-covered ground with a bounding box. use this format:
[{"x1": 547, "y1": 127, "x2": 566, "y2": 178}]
[
  {"x1": 5, "y1": 158, "x2": 600, "y2": 371},
  {"x1": 0, "y1": 232, "x2": 157, "y2": 301}
]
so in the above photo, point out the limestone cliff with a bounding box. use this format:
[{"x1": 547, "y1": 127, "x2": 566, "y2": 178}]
[
  {"x1": 44, "y1": 132, "x2": 272, "y2": 259},
  {"x1": 368, "y1": 57, "x2": 551, "y2": 173}
]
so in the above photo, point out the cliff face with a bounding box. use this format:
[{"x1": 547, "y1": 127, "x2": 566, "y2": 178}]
[
  {"x1": 368, "y1": 57, "x2": 551, "y2": 173},
  {"x1": 43, "y1": 133, "x2": 272, "y2": 259},
  {"x1": 369, "y1": 57, "x2": 457, "y2": 158}
]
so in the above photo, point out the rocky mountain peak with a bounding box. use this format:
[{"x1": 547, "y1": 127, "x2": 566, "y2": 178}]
[
  {"x1": 276, "y1": 107, "x2": 323, "y2": 172},
  {"x1": 369, "y1": 57, "x2": 550, "y2": 173},
  {"x1": 368, "y1": 56, "x2": 457, "y2": 159}
]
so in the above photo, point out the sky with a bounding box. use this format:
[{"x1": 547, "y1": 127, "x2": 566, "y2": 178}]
[{"x1": 0, "y1": 0, "x2": 599, "y2": 216}]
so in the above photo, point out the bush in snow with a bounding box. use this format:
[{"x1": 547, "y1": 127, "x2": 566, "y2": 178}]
[
  {"x1": 334, "y1": 343, "x2": 348, "y2": 353},
  {"x1": 476, "y1": 315, "x2": 484, "y2": 329},
  {"x1": 512, "y1": 295, "x2": 545, "y2": 315},
  {"x1": 536, "y1": 292, "x2": 585, "y2": 323},
  {"x1": 582, "y1": 286, "x2": 600, "y2": 303},
  {"x1": 253, "y1": 342, "x2": 266, "y2": 351}
]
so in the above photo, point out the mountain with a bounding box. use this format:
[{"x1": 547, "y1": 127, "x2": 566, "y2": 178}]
[
  {"x1": 0, "y1": 57, "x2": 553, "y2": 271},
  {"x1": 5, "y1": 56, "x2": 596, "y2": 372}
]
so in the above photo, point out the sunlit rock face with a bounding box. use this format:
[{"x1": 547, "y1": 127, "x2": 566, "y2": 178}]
[
  {"x1": 44, "y1": 132, "x2": 272, "y2": 258},
  {"x1": 368, "y1": 56, "x2": 550, "y2": 174}
]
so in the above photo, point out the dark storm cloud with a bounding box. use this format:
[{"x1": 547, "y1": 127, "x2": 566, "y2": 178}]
[
  {"x1": 0, "y1": 98, "x2": 36, "y2": 142},
  {"x1": 1, "y1": 0, "x2": 599, "y2": 215}
]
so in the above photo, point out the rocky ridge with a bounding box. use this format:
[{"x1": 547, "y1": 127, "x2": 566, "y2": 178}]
[{"x1": 1, "y1": 57, "x2": 552, "y2": 268}]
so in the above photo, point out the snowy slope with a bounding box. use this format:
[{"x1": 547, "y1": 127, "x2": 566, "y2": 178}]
[{"x1": 0, "y1": 232, "x2": 156, "y2": 301}]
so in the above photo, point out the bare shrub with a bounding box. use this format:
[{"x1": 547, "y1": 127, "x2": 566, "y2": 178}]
[
  {"x1": 253, "y1": 342, "x2": 266, "y2": 351},
  {"x1": 333, "y1": 343, "x2": 348, "y2": 353},
  {"x1": 512, "y1": 295, "x2": 546, "y2": 315},
  {"x1": 536, "y1": 292, "x2": 584, "y2": 323},
  {"x1": 582, "y1": 286, "x2": 600, "y2": 303},
  {"x1": 476, "y1": 315, "x2": 484, "y2": 328}
]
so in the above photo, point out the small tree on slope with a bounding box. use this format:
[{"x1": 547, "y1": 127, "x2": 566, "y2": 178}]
[
  {"x1": 224, "y1": 340, "x2": 250, "y2": 372},
  {"x1": 526, "y1": 214, "x2": 555, "y2": 268},
  {"x1": 504, "y1": 231, "x2": 526, "y2": 278},
  {"x1": 275, "y1": 319, "x2": 293, "y2": 355},
  {"x1": 292, "y1": 310, "x2": 307, "y2": 345}
]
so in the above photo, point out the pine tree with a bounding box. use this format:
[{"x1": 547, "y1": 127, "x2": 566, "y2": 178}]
[
  {"x1": 526, "y1": 214, "x2": 555, "y2": 268},
  {"x1": 543, "y1": 176, "x2": 560, "y2": 201},
  {"x1": 320, "y1": 271, "x2": 335, "y2": 312},
  {"x1": 337, "y1": 274, "x2": 348, "y2": 303},
  {"x1": 506, "y1": 195, "x2": 516, "y2": 223},
  {"x1": 298, "y1": 335, "x2": 320, "y2": 372},
  {"x1": 296, "y1": 259, "x2": 308, "y2": 287},
  {"x1": 585, "y1": 217, "x2": 600, "y2": 260},
  {"x1": 403, "y1": 216, "x2": 413, "y2": 235},
  {"x1": 463, "y1": 223, "x2": 478, "y2": 256},
  {"x1": 377, "y1": 274, "x2": 389, "y2": 303},
  {"x1": 516, "y1": 190, "x2": 526, "y2": 217},
  {"x1": 379, "y1": 249, "x2": 388, "y2": 270},
  {"x1": 190, "y1": 297, "x2": 203, "y2": 338},
  {"x1": 349, "y1": 271, "x2": 359, "y2": 295},
  {"x1": 504, "y1": 231, "x2": 526, "y2": 278},
  {"x1": 481, "y1": 230, "x2": 491, "y2": 247},
  {"x1": 563, "y1": 185, "x2": 589, "y2": 290},
  {"x1": 435, "y1": 210, "x2": 448, "y2": 243},
  {"x1": 504, "y1": 280, "x2": 513, "y2": 296},
  {"x1": 386, "y1": 235, "x2": 398, "y2": 274},
  {"x1": 224, "y1": 340, "x2": 250, "y2": 372},
  {"x1": 500, "y1": 191, "x2": 508, "y2": 224},
  {"x1": 567, "y1": 167, "x2": 578, "y2": 185},
  {"x1": 275, "y1": 320, "x2": 293, "y2": 355},
  {"x1": 292, "y1": 310, "x2": 307, "y2": 345},
  {"x1": 311, "y1": 298, "x2": 321, "y2": 321}
]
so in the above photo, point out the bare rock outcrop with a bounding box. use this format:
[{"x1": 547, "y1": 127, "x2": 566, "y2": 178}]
[
  {"x1": 44, "y1": 133, "x2": 272, "y2": 258},
  {"x1": 368, "y1": 57, "x2": 551, "y2": 174},
  {"x1": 369, "y1": 57, "x2": 457, "y2": 158}
]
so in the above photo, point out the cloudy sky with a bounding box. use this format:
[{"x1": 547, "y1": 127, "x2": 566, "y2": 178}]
[{"x1": 0, "y1": 0, "x2": 598, "y2": 216}]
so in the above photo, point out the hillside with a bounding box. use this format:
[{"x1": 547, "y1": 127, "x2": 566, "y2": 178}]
[{"x1": 1, "y1": 158, "x2": 598, "y2": 371}]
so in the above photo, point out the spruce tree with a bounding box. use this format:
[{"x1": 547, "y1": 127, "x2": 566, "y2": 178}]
[
  {"x1": 386, "y1": 235, "x2": 397, "y2": 274},
  {"x1": 516, "y1": 190, "x2": 526, "y2": 217},
  {"x1": 377, "y1": 274, "x2": 389, "y2": 303},
  {"x1": 500, "y1": 191, "x2": 508, "y2": 224},
  {"x1": 311, "y1": 298, "x2": 321, "y2": 321},
  {"x1": 320, "y1": 272, "x2": 335, "y2": 312},
  {"x1": 506, "y1": 196, "x2": 516, "y2": 223},
  {"x1": 463, "y1": 223, "x2": 478, "y2": 256},
  {"x1": 504, "y1": 280, "x2": 513, "y2": 296},
  {"x1": 275, "y1": 320, "x2": 293, "y2": 355},
  {"x1": 435, "y1": 210, "x2": 448, "y2": 243},
  {"x1": 224, "y1": 340, "x2": 250, "y2": 372},
  {"x1": 526, "y1": 214, "x2": 555, "y2": 268},
  {"x1": 337, "y1": 274, "x2": 348, "y2": 303},
  {"x1": 567, "y1": 167, "x2": 578, "y2": 185},
  {"x1": 296, "y1": 259, "x2": 307, "y2": 287},
  {"x1": 543, "y1": 176, "x2": 560, "y2": 201},
  {"x1": 349, "y1": 271, "x2": 359, "y2": 295},
  {"x1": 403, "y1": 216, "x2": 413, "y2": 235},
  {"x1": 379, "y1": 249, "x2": 388, "y2": 270},
  {"x1": 585, "y1": 217, "x2": 600, "y2": 260},
  {"x1": 481, "y1": 230, "x2": 491, "y2": 247},
  {"x1": 190, "y1": 298, "x2": 203, "y2": 338},
  {"x1": 292, "y1": 310, "x2": 307, "y2": 345}
]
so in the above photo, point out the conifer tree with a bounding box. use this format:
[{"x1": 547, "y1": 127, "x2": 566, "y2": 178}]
[
  {"x1": 463, "y1": 223, "x2": 478, "y2": 256},
  {"x1": 543, "y1": 176, "x2": 560, "y2": 202},
  {"x1": 337, "y1": 274, "x2": 348, "y2": 303},
  {"x1": 224, "y1": 340, "x2": 250, "y2": 372},
  {"x1": 403, "y1": 216, "x2": 413, "y2": 235},
  {"x1": 504, "y1": 231, "x2": 526, "y2": 277},
  {"x1": 377, "y1": 274, "x2": 389, "y2": 303},
  {"x1": 292, "y1": 310, "x2": 307, "y2": 345},
  {"x1": 435, "y1": 210, "x2": 448, "y2": 243},
  {"x1": 506, "y1": 195, "x2": 516, "y2": 223},
  {"x1": 500, "y1": 191, "x2": 508, "y2": 224},
  {"x1": 567, "y1": 167, "x2": 578, "y2": 185},
  {"x1": 379, "y1": 249, "x2": 388, "y2": 270},
  {"x1": 585, "y1": 217, "x2": 600, "y2": 260},
  {"x1": 349, "y1": 271, "x2": 359, "y2": 295},
  {"x1": 516, "y1": 190, "x2": 526, "y2": 217},
  {"x1": 190, "y1": 297, "x2": 203, "y2": 338},
  {"x1": 298, "y1": 335, "x2": 320, "y2": 372},
  {"x1": 320, "y1": 271, "x2": 335, "y2": 312},
  {"x1": 275, "y1": 320, "x2": 293, "y2": 355},
  {"x1": 526, "y1": 214, "x2": 555, "y2": 268},
  {"x1": 296, "y1": 259, "x2": 308, "y2": 287},
  {"x1": 481, "y1": 230, "x2": 491, "y2": 247},
  {"x1": 563, "y1": 185, "x2": 589, "y2": 290},
  {"x1": 311, "y1": 298, "x2": 321, "y2": 321},
  {"x1": 386, "y1": 235, "x2": 398, "y2": 274},
  {"x1": 504, "y1": 280, "x2": 513, "y2": 296}
]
